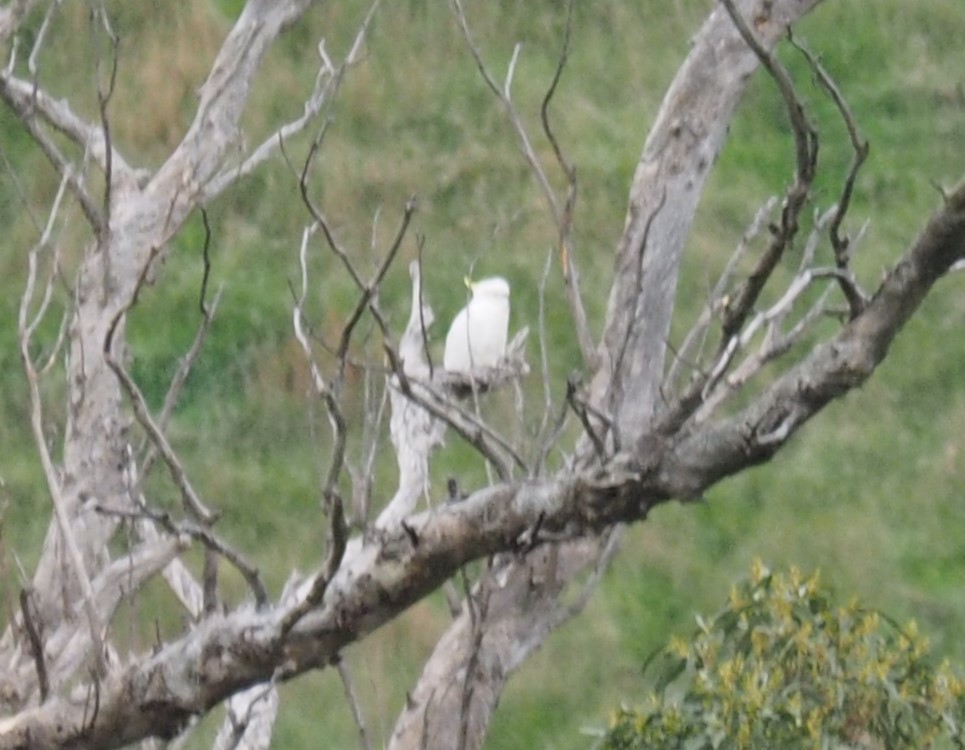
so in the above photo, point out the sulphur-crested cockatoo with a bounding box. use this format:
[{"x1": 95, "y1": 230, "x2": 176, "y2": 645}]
[{"x1": 443, "y1": 276, "x2": 510, "y2": 373}]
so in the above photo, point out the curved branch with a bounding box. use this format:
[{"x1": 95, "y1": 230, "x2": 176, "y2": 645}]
[{"x1": 593, "y1": 0, "x2": 825, "y2": 440}]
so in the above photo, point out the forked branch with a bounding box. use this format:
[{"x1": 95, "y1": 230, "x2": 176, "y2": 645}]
[{"x1": 791, "y1": 33, "x2": 870, "y2": 315}]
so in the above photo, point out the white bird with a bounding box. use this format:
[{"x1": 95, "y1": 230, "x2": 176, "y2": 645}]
[{"x1": 443, "y1": 276, "x2": 511, "y2": 373}]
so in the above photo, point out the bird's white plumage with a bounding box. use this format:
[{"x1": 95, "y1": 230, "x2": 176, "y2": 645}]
[{"x1": 443, "y1": 276, "x2": 510, "y2": 373}]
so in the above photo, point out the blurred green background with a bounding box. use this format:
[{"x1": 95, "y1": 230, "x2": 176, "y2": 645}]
[{"x1": 0, "y1": 1, "x2": 962, "y2": 747}]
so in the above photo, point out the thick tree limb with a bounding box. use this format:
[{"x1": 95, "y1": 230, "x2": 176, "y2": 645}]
[
  {"x1": 593, "y1": 0, "x2": 824, "y2": 441},
  {"x1": 388, "y1": 530, "x2": 622, "y2": 750}
]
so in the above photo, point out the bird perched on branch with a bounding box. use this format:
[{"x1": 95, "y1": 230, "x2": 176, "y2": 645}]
[{"x1": 443, "y1": 276, "x2": 510, "y2": 373}]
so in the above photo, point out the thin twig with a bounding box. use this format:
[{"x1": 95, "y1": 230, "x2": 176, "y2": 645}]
[
  {"x1": 0, "y1": 0, "x2": 44, "y2": 57},
  {"x1": 450, "y1": 0, "x2": 559, "y2": 223},
  {"x1": 532, "y1": 247, "x2": 556, "y2": 476},
  {"x1": 206, "y1": 1, "x2": 381, "y2": 200},
  {"x1": 0, "y1": 96, "x2": 103, "y2": 230},
  {"x1": 37, "y1": 307, "x2": 70, "y2": 377},
  {"x1": 718, "y1": 0, "x2": 817, "y2": 342},
  {"x1": 350, "y1": 366, "x2": 389, "y2": 526},
  {"x1": 555, "y1": 526, "x2": 623, "y2": 625},
  {"x1": 453, "y1": 0, "x2": 596, "y2": 369},
  {"x1": 140, "y1": 211, "x2": 222, "y2": 479},
  {"x1": 658, "y1": 1, "x2": 820, "y2": 434},
  {"x1": 416, "y1": 236, "x2": 434, "y2": 379},
  {"x1": 0, "y1": 142, "x2": 42, "y2": 233},
  {"x1": 539, "y1": 0, "x2": 576, "y2": 186},
  {"x1": 335, "y1": 656, "x2": 374, "y2": 750},
  {"x1": 0, "y1": 45, "x2": 137, "y2": 183},
  {"x1": 697, "y1": 264, "x2": 848, "y2": 421},
  {"x1": 94, "y1": 503, "x2": 267, "y2": 608},
  {"x1": 457, "y1": 581, "x2": 490, "y2": 750},
  {"x1": 93, "y1": 4, "x2": 118, "y2": 241},
  {"x1": 104, "y1": 248, "x2": 217, "y2": 525},
  {"x1": 393, "y1": 362, "x2": 527, "y2": 481},
  {"x1": 541, "y1": 0, "x2": 596, "y2": 369},
  {"x1": 27, "y1": 0, "x2": 61, "y2": 80},
  {"x1": 298, "y1": 122, "x2": 364, "y2": 284},
  {"x1": 566, "y1": 376, "x2": 606, "y2": 464},
  {"x1": 333, "y1": 197, "x2": 417, "y2": 377},
  {"x1": 19, "y1": 169, "x2": 68, "y2": 342},
  {"x1": 790, "y1": 33, "x2": 869, "y2": 316},
  {"x1": 666, "y1": 197, "x2": 777, "y2": 390},
  {"x1": 19, "y1": 588, "x2": 49, "y2": 702},
  {"x1": 279, "y1": 494, "x2": 346, "y2": 634},
  {"x1": 291, "y1": 223, "x2": 349, "y2": 514}
]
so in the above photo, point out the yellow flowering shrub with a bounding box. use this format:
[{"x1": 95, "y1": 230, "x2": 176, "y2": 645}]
[{"x1": 603, "y1": 562, "x2": 965, "y2": 749}]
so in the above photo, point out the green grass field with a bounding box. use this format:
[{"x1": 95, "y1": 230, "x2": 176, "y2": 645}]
[{"x1": 0, "y1": 1, "x2": 963, "y2": 747}]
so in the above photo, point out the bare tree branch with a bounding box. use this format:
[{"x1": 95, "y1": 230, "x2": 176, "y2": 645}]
[
  {"x1": 665, "y1": 196, "x2": 778, "y2": 393},
  {"x1": 718, "y1": 0, "x2": 817, "y2": 339},
  {"x1": 375, "y1": 262, "x2": 444, "y2": 529},
  {"x1": 593, "y1": 0, "x2": 825, "y2": 442},
  {"x1": 539, "y1": 0, "x2": 596, "y2": 370},
  {"x1": 0, "y1": 86, "x2": 104, "y2": 230},
  {"x1": 0, "y1": 0, "x2": 39, "y2": 45},
  {"x1": 18, "y1": 589, "x2": 48, "y2": 703},
  {"x1": 335, "y1": 656, "x2": 373, "y2": 750},
  {"x1": 93, "y1": 4, "x2": 118, "y2": 238},
  {"x1": 0, "y1": 0, "x2": 144, "y2": 206},
  {"x1": 103, "y1": 256, "x2": 217, "y2": 527},
  {"x1": 657, "y1": 0, "x2": 828, "y2": 436},
  {"x1": 95, "y1": 502, "x2": 267, "y2": 611},
  {"x1": 204, "y1": 1, "x2": 381, "y2": 202},
  {"x1": 141, "y1": 211, "x2": 223, "y2": 479},
  {"x1": 790, "y1": 33, "x2": 870, "y2": 315},
  {"x1": 290, "y1": 221, "x2": 351, "y2": 517}
]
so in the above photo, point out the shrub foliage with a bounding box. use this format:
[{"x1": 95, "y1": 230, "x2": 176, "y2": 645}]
[{"x1": 604, "y1": 561, "x2": 965, "y2": 749}]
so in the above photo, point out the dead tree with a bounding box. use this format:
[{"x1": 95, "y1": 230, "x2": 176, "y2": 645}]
[{"x1": 0, "y1": 1, "x2": 961, "y2": 749}]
